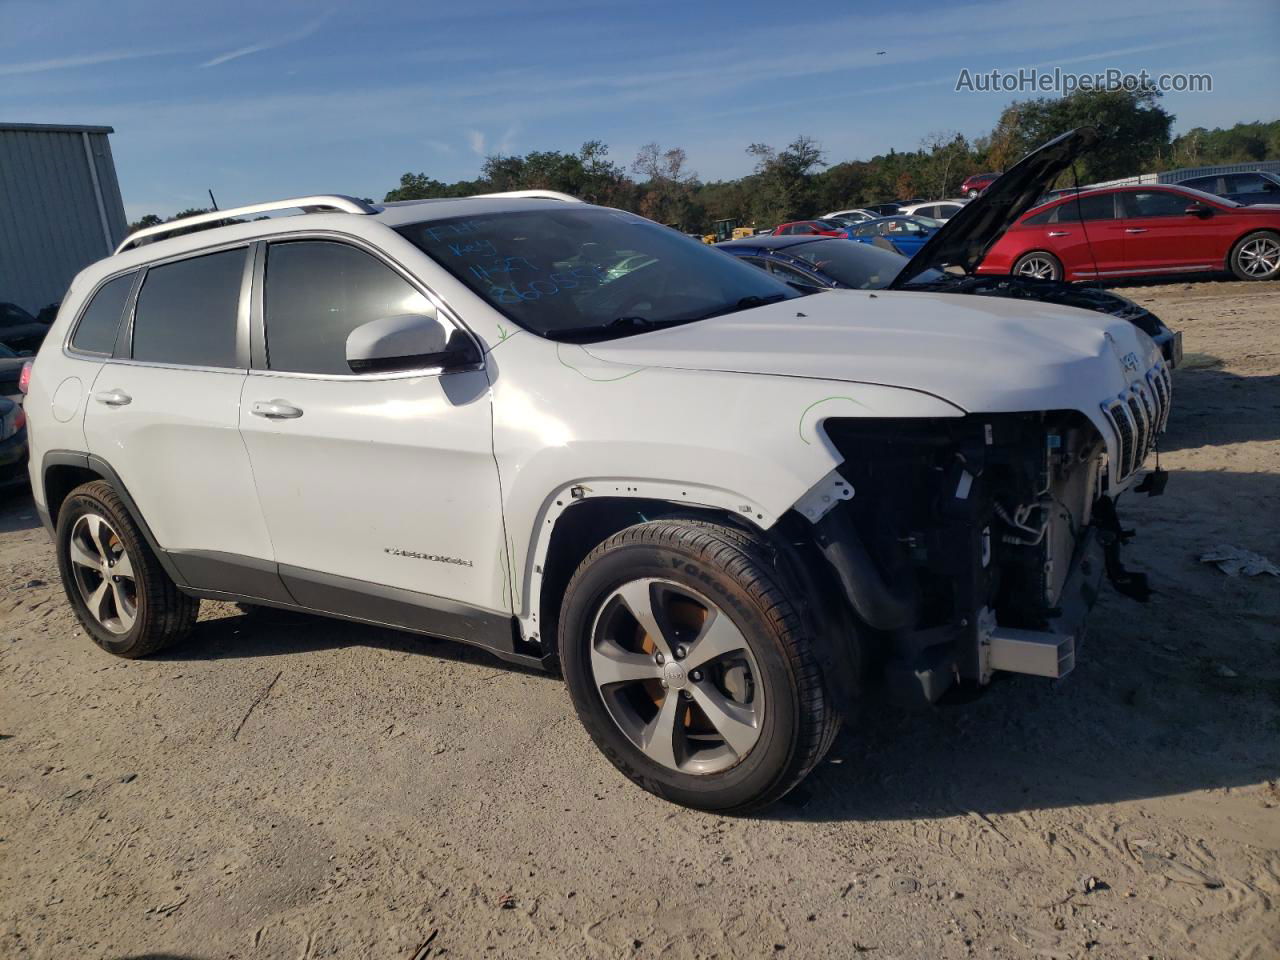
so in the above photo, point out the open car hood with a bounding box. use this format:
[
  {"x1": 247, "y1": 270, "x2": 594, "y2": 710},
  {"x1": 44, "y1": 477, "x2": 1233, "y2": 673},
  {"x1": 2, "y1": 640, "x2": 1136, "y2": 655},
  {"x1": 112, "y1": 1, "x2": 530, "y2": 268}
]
[{"x1": 891, "y1": 127, "x2": 1100, "y2": 288}]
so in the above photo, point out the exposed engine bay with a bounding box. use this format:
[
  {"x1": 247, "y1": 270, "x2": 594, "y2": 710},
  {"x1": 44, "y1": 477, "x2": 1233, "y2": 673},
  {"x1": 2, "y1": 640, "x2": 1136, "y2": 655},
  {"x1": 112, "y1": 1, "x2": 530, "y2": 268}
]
[{"x1": 802, "y1": 412, "x2": 1158, "y2": 704}]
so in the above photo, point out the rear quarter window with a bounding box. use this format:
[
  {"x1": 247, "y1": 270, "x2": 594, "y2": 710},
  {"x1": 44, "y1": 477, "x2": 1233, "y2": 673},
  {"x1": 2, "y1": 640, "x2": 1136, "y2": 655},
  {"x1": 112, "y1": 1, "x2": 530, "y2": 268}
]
[{"x1": 70, "y1": 272, "x2": 135, "y2": 355}]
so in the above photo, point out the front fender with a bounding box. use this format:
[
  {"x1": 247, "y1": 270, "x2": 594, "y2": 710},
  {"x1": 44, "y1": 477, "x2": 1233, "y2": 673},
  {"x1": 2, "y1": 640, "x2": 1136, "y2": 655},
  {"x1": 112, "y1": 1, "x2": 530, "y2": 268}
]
[{"x1": 488, "y1": 334, "x2": 965, "y2": 633}]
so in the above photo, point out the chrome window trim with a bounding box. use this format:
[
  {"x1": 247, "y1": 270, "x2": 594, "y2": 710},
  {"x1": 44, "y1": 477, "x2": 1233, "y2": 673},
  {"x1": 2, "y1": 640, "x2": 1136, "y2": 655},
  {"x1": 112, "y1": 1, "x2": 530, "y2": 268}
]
[
  {"x1": 62, "y1": 267, "x2": 143, "y2": 360},
  {"x1": 249, "y1": 230, "x2": 485, "y2": 383},
  {"x1": 115, "y1": 241, "x2": 254, "y2": 372}
]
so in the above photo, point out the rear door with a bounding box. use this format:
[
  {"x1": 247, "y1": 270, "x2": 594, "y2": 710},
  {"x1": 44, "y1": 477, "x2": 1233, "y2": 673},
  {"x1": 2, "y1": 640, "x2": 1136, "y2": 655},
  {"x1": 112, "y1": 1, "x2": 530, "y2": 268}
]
[
  {"x1": 238, "y1": 237, "x2": 509, "y2": 633},
  {"x1": 82, "y1": 244, "x2": 285, "y2": 598},
  {"x1": 1118, "y1": 189, "x2": 1221, "y2": 272},
  {"x1": 1021, "y1": 193, "x2": 1126, "y2": 278}
]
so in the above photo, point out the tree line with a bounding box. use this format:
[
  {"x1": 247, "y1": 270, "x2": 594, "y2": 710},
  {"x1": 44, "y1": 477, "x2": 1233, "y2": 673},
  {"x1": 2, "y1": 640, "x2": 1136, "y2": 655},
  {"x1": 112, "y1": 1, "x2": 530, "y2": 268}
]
[{"x1": 130, "y1": 88, "x2": 1279, "y2": 236}]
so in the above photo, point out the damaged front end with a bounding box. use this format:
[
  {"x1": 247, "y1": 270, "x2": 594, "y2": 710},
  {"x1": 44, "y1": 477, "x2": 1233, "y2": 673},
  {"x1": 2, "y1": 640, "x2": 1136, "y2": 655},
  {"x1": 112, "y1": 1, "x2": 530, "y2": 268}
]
[{"x1": 796, "y1": 405, "x2": 1166, "y2": 705}]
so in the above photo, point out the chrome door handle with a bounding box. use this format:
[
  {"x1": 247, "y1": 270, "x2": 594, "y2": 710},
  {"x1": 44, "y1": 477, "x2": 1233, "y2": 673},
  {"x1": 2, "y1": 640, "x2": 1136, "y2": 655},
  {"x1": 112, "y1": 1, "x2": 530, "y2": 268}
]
[
  {"x1": 92, "y1": 388, "x2": 132, "y2": 406},
  {"x1": 1125, "y1": 228, "x2": 1148, "y2": 234},
  {"x1": 251, "y1": 399, "x2": 304, "y2": 420},
  {"x1": 1047, "y1": 230, "x2": 1071, "y2": 237}
]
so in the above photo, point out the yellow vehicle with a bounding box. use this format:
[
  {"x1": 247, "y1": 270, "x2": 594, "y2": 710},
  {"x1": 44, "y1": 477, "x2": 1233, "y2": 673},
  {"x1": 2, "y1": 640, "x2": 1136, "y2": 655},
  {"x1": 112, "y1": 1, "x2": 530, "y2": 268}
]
[{"x1": 704, "y1": 218, "x2": 755, "y2": 244}]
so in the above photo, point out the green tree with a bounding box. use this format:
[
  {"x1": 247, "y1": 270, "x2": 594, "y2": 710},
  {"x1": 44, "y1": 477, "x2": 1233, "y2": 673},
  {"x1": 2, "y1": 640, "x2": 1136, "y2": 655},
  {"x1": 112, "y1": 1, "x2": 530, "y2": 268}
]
[
  {"x1": 991, "y1": 86, "x2": 1174, "y2": 183},
  {"x1": 745, "y1": 135, "x2": 826, "y2": 225}
]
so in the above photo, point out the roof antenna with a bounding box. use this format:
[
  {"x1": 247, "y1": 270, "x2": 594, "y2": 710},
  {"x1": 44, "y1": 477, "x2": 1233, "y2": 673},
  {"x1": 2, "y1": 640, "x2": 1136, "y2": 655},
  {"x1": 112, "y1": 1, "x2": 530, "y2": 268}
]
[
  {"x1": 1071, "y1": 162, "x2": 1100, "y2": 286},
  {"x1": 208, "y1": 189, "x2": 219, "y2": 211}
]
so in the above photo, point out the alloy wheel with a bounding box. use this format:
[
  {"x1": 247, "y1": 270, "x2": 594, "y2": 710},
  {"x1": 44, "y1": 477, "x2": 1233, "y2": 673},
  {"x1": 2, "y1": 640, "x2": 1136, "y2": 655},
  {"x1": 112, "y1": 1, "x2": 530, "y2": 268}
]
[
  {"x1": 68, "y1": 513, "x2": 138, "y2": 635},
  {"x1": 1238, "y1": 237, "x2": 1280, "y2": 278},
  {"x1": 589, "y1": 578, "x2": 764, "y2": 775},
  {"x1": 1015, "y1": 255, "x2": 1058, "y2": 280}
]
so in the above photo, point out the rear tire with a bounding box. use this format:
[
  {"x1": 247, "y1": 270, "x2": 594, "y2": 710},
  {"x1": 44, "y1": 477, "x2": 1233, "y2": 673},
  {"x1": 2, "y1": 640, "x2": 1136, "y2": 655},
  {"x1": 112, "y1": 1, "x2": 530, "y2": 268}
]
[
  {"x1": 55, "y1": 480, "x2": 199, "y2": 658},
  {"x1": 1228, "y1": 230, "x2": 1280, "y2": 281},
  {"x1": 1012, "y1": 251, "x2": 1063, "y2": 281},
  {"x1": 559, "y1": 519, "x2": 839, "y2": 813}
]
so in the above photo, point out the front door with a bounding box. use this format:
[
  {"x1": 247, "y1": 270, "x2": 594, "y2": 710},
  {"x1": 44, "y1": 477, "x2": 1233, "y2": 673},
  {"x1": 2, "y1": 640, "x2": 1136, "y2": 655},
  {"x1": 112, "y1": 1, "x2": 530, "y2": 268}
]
[
  {"x1": 1118, "y1": 189, "x2": 1221, "y2": 272},
  {"x1": 237, "y1": 238, "x2": 510, "y2": 640}
]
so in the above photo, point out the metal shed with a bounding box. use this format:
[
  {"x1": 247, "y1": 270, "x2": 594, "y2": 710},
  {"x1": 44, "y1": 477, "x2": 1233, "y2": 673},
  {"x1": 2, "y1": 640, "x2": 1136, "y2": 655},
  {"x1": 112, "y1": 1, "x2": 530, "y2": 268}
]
[{"x1": 0, "y1": 122, "x2": 127, "y2": 318}]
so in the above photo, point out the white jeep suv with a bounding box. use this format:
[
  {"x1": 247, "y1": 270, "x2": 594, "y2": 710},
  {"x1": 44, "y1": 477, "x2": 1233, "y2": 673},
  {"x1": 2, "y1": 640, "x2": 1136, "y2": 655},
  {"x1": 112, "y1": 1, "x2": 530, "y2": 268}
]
[{"x1": 26, "y1": 175, "x2": 1170, "y2": 812}]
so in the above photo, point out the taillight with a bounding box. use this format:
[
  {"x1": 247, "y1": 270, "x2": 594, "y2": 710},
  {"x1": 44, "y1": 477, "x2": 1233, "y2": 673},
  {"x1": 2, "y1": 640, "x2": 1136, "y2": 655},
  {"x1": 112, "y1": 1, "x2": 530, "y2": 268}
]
[
  {"x1": 19, "y1": 360, "x2": 32, "y2": 394},
  {"x1": 13, "y1": 406, "x2": 25, "y2": 431}
]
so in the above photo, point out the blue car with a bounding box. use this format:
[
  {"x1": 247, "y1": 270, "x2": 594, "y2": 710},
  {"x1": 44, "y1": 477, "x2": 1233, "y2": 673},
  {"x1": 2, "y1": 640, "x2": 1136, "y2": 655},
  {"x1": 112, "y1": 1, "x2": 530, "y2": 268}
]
[{"x1": 848, "y1": 215, "x2": 940, "y2": 256}]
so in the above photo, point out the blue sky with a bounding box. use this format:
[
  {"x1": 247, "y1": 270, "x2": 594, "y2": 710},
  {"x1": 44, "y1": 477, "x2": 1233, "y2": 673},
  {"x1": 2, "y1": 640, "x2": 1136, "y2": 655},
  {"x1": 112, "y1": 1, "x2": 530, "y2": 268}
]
[{"x1": 3, "y1": 0, "x2": 1277, "y2": 220}]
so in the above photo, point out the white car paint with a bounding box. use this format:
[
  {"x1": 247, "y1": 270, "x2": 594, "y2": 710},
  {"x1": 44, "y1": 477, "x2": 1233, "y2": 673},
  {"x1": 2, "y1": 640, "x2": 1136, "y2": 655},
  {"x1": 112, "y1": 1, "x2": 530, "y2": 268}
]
[
  {"x1": 821, "y1": 208, "x2": 878, "y2": 222},
  {"x1": 26, "y1": 193, "x2": 1160, "y2": 649},
  {"x1": 898, "y1": 201, "x2": 967, "y2": 222}
]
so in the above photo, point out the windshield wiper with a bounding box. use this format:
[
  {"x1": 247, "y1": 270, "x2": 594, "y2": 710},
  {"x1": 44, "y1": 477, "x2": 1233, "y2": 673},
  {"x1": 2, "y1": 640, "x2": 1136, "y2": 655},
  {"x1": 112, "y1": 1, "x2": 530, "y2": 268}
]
[
  {"x1": 679, "y1": 292, "x2": 790, "y2": 323},
  {"x1": 548, "y1": 315, "x2": 698, "y2": 343}
]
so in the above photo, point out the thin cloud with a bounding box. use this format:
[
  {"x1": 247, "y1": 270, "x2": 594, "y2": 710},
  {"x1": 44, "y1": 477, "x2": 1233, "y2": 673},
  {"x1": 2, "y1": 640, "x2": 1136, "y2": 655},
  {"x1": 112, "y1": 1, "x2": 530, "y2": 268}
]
[
  {"x1": 201, "y1": 12, "x2": 331, "y2": 68},
  {"x1": 466, "y1": 130, "x2": 486, "y2": 156},
  {"x1": 0, "y1": 48, "x2": 179, "y2": 77}
]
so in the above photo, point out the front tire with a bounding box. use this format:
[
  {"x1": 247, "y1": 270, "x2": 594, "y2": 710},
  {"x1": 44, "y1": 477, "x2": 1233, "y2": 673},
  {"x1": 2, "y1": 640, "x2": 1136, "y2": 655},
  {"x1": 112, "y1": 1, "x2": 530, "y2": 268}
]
[
  {"x1": 55, "y1": 480, "x2": 199, "y2": 658},
  {"x1": 560, "y1": 519, "x2": 839, "y2": 813},
  {"x1": 967, "y1": 188, "x2": 980, "y2": 198},
  {"x1": 1012, "y1": 251, "x2": 1063, "y2": 281},
  {"x1": 1229, "y1": 230, "x2": 1280, "y2": 281}
]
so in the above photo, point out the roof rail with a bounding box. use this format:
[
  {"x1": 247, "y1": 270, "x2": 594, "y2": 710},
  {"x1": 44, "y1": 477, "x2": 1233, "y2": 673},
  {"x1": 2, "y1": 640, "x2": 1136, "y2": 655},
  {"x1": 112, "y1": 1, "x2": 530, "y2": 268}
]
[
  {"x1": 471, "y1": 189, "x2": 582, "y2": 203},
  {"x1": 114, "y1": 194, "x2": 376, "y2": 254}
]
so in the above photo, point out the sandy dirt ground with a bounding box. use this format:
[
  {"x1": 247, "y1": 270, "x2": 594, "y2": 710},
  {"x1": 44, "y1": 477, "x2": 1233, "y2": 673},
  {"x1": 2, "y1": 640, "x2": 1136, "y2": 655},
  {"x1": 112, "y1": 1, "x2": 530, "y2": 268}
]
[{"x1": 1, "y1": 279, "x2": 1278, "y2": 960}]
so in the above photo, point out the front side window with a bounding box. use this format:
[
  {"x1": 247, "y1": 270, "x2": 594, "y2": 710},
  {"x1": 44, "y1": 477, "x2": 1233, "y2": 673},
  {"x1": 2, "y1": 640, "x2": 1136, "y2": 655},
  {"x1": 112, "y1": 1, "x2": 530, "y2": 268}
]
[
  {"x1": 131, "y1": 248, "x2": 244, "y2": 367},
  {"x1": 1226, "y1": 173, "x2": 1275, "y2": 195},
  {"x1": 264, "y1": 241, "x2": 434, "y2": 375},
  {"x1": 71, "y1": 272, "x2": 134, "y2": 354},
  {"x1": 1122, "y1": 190, "x2": 1192, "y2": 218},
  {"x1": 397, "y1": 208, "x2": 797, "y2": 342}
]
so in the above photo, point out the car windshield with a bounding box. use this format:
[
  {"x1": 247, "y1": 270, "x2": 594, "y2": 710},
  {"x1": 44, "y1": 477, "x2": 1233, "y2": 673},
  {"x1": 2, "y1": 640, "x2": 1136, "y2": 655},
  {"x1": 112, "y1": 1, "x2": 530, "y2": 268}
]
[
  {"x1": 786, "y1": 239, "x2": 945, "y2": 288},
  {"x1": 397, "y1": 208, "x2": 799, "y2": 341}
]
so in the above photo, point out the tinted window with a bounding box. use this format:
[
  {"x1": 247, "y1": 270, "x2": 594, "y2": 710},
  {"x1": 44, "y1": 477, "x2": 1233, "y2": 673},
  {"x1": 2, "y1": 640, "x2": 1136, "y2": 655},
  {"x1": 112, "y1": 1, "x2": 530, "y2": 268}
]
[
  {"x1": 1123, "y1": 190, "x2": 1191, "y2": 218},
  {"x1": 396, "y1": 208, "x2": 795, "y2": 342},
  {"x1": 71, "y1": 273, "x2": 134, "y2": 354},
  {"x1": 788, "y1": 238, "x2": 923, "y2": 289},
  {"x1": 1226, "y1": 173, "x2": 1275, "y2": 195},
  {"x1": 132, "y1": 249, "x2": 244, "y2": 367},
  {"x1": 0, "y1": 303, "x2": 36, "y2": 328},
  {"x1": 768, "y1": 261, "x2": 821, "y2": 285},
  {"x1": 937, "y1": 204, "x2": 962, "y2": 218},
  {"x1": 265, "y1": 241, "x2": 434, "y2": 375},
  {"x1": 1024, "y1": 208, "x2": 1055, "y2": 226},
  {"x1": 1182, "y1": 175, "x2": 1221, "y2": 194},
  {"x1": 1052, "y1": 193, "x2": 1116, "y2": 222}
]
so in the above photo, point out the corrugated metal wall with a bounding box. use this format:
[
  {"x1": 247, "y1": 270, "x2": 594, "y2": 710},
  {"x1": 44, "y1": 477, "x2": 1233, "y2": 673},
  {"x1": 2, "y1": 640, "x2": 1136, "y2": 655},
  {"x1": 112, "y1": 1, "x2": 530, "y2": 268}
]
[{"x1": 0, "y1": 124, "x2": 128, "y2": 316}]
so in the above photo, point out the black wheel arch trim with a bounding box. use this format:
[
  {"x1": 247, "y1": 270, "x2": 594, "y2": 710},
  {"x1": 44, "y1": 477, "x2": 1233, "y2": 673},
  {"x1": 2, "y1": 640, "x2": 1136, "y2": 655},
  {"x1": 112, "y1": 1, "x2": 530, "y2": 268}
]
[{"x1": 40, "y1": 449, "x2": 191, "y2": 588}]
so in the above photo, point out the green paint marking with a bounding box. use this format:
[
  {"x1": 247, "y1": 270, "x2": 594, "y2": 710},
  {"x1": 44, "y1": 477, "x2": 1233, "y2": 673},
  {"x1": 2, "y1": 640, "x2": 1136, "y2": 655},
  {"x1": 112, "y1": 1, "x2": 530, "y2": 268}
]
[
  {"x1": 798, "y1": 396, "x2": 866, "y2": 444},
  {"x1": 556, "y1": 342, "x2": 646, "y2": 382},
  {"x1": 496, "y1": 323, "x2": 512, "y2": 343}
]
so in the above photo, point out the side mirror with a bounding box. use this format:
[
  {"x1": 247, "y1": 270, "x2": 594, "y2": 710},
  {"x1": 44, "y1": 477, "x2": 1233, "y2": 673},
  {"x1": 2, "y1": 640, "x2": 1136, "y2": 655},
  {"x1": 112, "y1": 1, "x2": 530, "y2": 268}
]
[
  {"x1": 345, "y1": 312, "x2": 476, "y2": 374},
  {"x1": 1185, "y1": 202, "x2": 1213, "y2": 218}
]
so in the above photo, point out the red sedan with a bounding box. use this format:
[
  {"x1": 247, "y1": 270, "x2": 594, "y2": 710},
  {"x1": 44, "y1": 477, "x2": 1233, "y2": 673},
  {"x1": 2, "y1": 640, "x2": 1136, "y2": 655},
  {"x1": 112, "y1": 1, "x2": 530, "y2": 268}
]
[
  {"x1": 771, "y1": 219, "x2": 848, "y2": 238},
  {"x1": 977, "y1": 184, "x2": 1280, "y2": 283},
  {"x1": 960, "y1": 172, "x2": 1000, "y2": 197}
]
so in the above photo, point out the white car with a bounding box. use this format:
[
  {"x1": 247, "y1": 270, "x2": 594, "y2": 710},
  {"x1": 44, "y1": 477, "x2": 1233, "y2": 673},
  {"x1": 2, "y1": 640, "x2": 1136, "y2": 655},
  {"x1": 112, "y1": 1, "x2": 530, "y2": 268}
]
[
  {"x1": 25, "y1": 132, "x2": 1169, "y2": 812},
  {"x1": 821, "y1": 208, "x2": 878, "y2": 223},
  {"x1": 898, "y1": 200, "x2": 967, "y2": 222}
]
